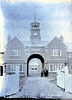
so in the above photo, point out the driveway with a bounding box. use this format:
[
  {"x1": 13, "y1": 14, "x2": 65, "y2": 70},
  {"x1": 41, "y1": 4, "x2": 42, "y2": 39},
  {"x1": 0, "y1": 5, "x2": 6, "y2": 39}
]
[{"x1": 7, "y1": 77, "x2": 72, "y2": 99}]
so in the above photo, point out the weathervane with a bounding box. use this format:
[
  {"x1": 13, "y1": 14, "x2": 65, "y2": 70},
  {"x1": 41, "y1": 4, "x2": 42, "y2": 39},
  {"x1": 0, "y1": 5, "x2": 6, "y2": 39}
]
[
  {"x1": 34, "y1": 10, "x2": 36, "y2": 22},
  {"x1": 34, "y1": 6, "x2": 37, "y2": 22}
]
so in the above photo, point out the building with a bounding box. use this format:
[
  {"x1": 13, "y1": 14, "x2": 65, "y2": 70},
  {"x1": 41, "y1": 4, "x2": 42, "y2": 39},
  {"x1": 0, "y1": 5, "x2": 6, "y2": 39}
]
[{"x1": 3, "y1": 18, "x2": 72, "y2": 78}]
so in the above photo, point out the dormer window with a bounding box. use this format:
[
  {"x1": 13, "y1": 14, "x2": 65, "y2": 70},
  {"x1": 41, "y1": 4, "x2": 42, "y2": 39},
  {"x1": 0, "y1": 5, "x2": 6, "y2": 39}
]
[
  {"x1": 9, "y1": 50, "x2": 20, "y2": 56},
  {"x1": 51, "y1": 49, "x2": 62, "y2": 56}
]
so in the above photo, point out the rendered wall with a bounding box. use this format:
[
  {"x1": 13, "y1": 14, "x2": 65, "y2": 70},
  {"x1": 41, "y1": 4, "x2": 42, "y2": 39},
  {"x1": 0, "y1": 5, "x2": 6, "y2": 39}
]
[{"x1": 0, "y1": 66, "x2": 19, "y2": 97}]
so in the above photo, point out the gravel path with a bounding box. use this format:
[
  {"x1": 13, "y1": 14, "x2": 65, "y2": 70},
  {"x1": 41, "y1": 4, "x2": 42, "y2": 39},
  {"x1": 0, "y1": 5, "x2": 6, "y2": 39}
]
[{"x1": 7, "y1": 77, "x2": 72, "y2": 99}]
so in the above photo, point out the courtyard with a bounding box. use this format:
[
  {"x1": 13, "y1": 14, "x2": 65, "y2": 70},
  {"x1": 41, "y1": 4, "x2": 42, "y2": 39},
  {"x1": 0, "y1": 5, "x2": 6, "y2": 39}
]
[{"x1": 7, "y1": 77, "x2": 72, "y2": 99}]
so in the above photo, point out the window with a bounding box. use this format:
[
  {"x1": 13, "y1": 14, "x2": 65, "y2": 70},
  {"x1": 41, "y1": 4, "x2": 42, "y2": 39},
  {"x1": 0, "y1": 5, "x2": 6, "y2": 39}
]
[
  {"x1": 9, "y1": 50, "x2": 20, "y2": 56},
  {"x1": 51, "y1": 49, "x2": 61, "y2": 56},
  {"x1": 56, "y1": 65, "x2": 59, "y2": 71},
  {"x1": 7, "y1": 65, "x2": 10, "y2": 71},
  {"x1": 7, "y1": 64, "x2": 24, "y2": 72},
  {"x1": 49, "y1": 64, "x2": 64, "y2": 72},
  {"x1": 20, "y1": 65, "x2": 22, "y2": 71},
  {"x1": 11, "y1": 65, "x2": 13, "y2": 71},
  {"x1": 7, "y1": 64, "x2": 16, "y2": 72},
  {"x1": 50, "y1": 65, "x2": 53, "y2": 71},
  {"x1": 19, "y1": 65, "x2": 24, "y2": 72}
]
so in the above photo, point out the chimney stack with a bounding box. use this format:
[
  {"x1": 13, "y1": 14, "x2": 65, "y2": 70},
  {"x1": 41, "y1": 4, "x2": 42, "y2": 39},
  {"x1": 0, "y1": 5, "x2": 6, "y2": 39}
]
[
  {"x1": 7, "y1": 35, "x2": 11, "y2": 44},
  {"x1": 59, "y1": 35, "x2": 63, "y2": 42}
]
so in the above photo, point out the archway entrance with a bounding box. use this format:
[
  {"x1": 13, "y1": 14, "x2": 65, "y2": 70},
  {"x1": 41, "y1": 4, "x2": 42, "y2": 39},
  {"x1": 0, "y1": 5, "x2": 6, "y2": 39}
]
[{"x1": 27, "y1": 54, "x2": 44, "y2": 76}]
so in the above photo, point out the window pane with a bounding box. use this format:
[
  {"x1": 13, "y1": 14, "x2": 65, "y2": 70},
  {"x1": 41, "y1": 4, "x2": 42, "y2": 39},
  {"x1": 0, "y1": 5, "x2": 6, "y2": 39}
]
[
  {"x1": 8, "y1": 65, "x2": 10, "y2": 71},
  {"x1": 10, "y1": 50, "x2": 17, "y2": 55},
  {"x1": 54, "y1": 65, "x2": 55, "y2": 71},
  {"x1": 50, "y1": 65, "x2": 52, "y2": 71},
  {"x1": 20, "y1": 65, "x2": 22, "y2": 71},
  {"x1": 9, "y1": 50, "x2": 19, "y2": 56},
  {"x1": 56, "y1": 65, "x2": 58, "y2": 71},
  {"x1": 52, "y1": 50, "x2": 61, "y2": 56},
  {"x1": 59, "y1": 65, "x2": 60, "y2": 70},
  {"x1": 14, "y1": 65, "x2": 16, "y2": 71},
  {"x1": 54, "y1": 51, "x2": 56, "y2": 55},
  {"x1": 11, "y1": 65, "x2": 13, "y2": 71},
  {"x1": 58, "y1": 50, "x2": 60, "y2": 55},
  {"x1": 52, "y1": 65, "x2": 54, "y2": 71}
]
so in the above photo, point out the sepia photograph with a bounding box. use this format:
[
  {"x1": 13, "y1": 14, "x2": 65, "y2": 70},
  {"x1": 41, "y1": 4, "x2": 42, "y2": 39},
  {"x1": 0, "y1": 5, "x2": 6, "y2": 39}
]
[{"x1": 0, "y1": 0, "x2": 72, "y2": 99}]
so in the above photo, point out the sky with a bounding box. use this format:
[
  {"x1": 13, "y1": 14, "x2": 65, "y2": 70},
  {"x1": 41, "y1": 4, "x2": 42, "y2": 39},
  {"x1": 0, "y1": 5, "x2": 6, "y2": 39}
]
[{"x1": 0, "y1": 1, "x2": 72, "y2": 46}]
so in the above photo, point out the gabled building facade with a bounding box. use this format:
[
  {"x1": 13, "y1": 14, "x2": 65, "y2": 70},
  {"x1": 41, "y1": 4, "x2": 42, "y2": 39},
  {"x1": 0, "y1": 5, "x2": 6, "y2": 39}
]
[{"x1": 3, "y1": 19, "x2": 72, "y2": 78}]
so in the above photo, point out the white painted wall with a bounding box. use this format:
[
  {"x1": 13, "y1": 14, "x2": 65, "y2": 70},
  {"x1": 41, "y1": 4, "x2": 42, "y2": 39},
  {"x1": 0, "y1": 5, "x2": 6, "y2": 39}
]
[
  {"x1": 65, "y1": 74, "x2": 72, "y2": 93},
  {"x1": 0, "y1": 66, "x2": 19, "y2": 97},
  {"x1": 57, "y1": 68, "x2": 72, "y2": 93},
  {"x1": 0, "y1": 75, "x2": 5, "y2": 97},
  {"x1": 57, "y1": 70, "x2": 65, "y2": 89}
]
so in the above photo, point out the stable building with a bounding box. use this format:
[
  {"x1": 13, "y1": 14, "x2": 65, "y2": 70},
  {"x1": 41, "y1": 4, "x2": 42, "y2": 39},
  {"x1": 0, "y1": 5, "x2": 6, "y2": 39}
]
[{"x1": 3, "y1": 19, "x2": 72, "y2": 78}]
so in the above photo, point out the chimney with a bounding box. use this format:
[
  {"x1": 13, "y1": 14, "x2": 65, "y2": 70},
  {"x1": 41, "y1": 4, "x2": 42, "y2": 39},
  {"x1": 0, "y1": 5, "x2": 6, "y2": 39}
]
[
  {"x1": 7, "y1": 35, "x2": 11, "y2": 43},
  {"x1": 59, "y1": 35, "x2": 63, "y2": 42}
]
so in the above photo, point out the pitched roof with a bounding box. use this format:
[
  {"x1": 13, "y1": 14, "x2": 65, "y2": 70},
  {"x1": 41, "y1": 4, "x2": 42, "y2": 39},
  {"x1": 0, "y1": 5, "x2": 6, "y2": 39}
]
[
  {"x1": 31, "y1": 21, "x2": 40, "y2": 25},
  {"x1": 47, "y1": 36, "x2": 67, "y2": 49},
  {"x1": 6, "y1": 36, "x2": 24, "y2": 49}
]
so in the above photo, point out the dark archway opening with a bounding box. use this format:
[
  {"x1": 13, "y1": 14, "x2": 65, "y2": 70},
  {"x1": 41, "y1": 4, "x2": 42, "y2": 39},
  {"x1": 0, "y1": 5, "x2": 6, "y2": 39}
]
[{"x1": 27, "y1": 54, "x2": 44, "y2": 76}]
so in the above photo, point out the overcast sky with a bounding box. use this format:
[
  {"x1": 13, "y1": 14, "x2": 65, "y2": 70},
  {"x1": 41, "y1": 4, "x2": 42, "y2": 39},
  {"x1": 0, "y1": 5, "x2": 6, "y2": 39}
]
[{"x1": 1, "y1": 1, "x2": 72, "y2": 45}]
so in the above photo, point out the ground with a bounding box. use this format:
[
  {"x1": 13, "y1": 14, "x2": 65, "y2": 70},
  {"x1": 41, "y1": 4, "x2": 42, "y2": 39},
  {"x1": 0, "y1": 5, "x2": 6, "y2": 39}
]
[{"x1": 7, "y1": 77, "x2": 72, "y2": 99}]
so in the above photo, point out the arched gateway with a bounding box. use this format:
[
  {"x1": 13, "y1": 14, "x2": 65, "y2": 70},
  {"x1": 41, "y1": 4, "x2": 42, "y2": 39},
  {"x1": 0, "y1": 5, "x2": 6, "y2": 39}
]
[{"x1": 27, "y1": 54, "x2": 44, "y2": 76}]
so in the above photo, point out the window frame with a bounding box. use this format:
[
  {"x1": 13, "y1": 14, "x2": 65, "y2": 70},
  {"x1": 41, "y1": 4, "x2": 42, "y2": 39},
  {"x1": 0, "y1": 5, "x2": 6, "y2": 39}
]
[
  {"x1": 51, "y1": 49, "x2": 62, "y2": 56},
  {"x1": 6, "y1": 64, "x2": 24, "y2": 73},
  {"x1": 48, "y1": 64, "x2": 64, "y2": 72},
  {"x1": 9, "y1": 50, "x2": 20, "y2": 56}
]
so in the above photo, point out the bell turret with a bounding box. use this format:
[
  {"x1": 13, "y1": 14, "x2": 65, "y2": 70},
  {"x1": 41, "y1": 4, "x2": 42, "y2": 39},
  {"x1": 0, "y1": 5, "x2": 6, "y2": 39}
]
[{"x1": 30, "y1": 12, "x2": 41, "y2": 44}]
